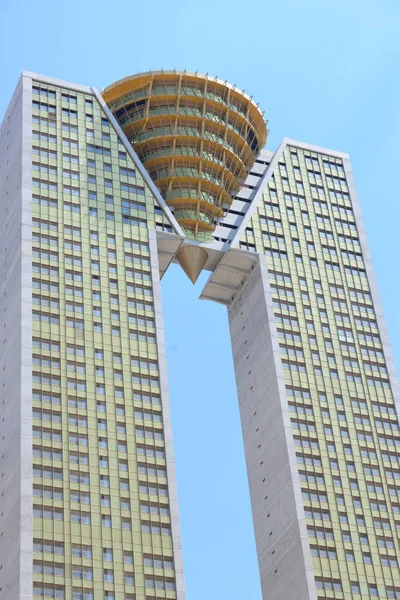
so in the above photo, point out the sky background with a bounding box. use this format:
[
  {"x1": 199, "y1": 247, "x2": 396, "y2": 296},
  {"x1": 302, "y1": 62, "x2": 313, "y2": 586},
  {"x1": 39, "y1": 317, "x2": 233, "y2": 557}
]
[{"x1": 1, "y1": 0, "x2": 400, "y2": 598}]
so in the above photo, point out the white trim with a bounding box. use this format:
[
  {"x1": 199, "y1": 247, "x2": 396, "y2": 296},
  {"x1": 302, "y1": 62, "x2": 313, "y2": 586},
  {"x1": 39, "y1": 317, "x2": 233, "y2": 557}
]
[
  {"x1": 92, "y1": 88, "x2": 185, "y2": 238},
  {"x1": 22, "y1": 70, "x2": 93, "y2": 95},
  {"x1": 0, "y1": 71, "x2": 34, "y2": 600},
  {"x1": 281, "y1": 136, "x2": 350, "y2": 159},
  {"x1": 20, "y1": 72, "x2": 34, "y2": 600},
  {"x1": 148, "y1": 228, "x2": 186, "y2": 600}
]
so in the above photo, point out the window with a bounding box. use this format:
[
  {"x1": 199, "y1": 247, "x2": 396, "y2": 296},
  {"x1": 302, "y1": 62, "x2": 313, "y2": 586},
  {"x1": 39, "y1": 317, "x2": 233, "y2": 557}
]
[
  {"x1": 71, "y1": 511, "x2": 91, "y2": 524},
  {"x1": 315, "y1": 578, "x2": 342, "y2": 593},
  {"x1": 381, "y1": 556, "x2": 399, "y2": 568},
  {"x1": 104, "y1": 569, "x2": 114, "y2": 583},
  {"x1": 102, "y1": 515, "x2": 111, "y2": 527}
]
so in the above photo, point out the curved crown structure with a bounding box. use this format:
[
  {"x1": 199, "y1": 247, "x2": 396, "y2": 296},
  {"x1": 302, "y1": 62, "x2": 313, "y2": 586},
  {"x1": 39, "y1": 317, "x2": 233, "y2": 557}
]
[{"x1": 103, "y1": 71, "x2": 268, "y2": 241}]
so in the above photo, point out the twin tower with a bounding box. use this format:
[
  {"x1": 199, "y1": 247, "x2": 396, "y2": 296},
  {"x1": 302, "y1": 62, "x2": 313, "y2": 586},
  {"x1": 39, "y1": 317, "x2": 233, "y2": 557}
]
[{"x1": 0, "y1": 69, "x2": 399, "y2": 600}]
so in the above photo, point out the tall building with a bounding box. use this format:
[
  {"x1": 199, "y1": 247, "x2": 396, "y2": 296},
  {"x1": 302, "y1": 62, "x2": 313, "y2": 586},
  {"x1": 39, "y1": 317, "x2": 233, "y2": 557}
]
[
  {"x1": 0, "y1": 72, "x2": 186, "y2": 600},
  {"x1": 0, "y1": 69, "x2": 399, "y2": 600}
]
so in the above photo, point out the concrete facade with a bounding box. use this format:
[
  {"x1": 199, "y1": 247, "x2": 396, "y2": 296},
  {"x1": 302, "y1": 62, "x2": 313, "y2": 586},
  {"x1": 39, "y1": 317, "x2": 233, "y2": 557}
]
[
  {"x1": 148, "y1": 228, "x2": 186, "y2": 600},
  {"x1": 0, "y1": 74, "x2": 33, "y2": 599},
  {"x1": 227, "y1": 255, "x2": 317, "y2": 600}
]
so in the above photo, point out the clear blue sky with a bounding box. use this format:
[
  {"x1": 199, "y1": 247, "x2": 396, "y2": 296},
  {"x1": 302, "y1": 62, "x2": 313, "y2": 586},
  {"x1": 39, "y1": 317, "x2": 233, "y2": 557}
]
[{"x1": 1, "y1": 1, "x2": 400, "y2": 598}]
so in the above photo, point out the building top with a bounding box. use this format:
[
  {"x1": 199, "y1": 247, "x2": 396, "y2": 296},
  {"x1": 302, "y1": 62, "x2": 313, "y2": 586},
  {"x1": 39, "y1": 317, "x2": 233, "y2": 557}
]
[{"x1": 103, "y1": 70, "x2": 268, "y2": 254}]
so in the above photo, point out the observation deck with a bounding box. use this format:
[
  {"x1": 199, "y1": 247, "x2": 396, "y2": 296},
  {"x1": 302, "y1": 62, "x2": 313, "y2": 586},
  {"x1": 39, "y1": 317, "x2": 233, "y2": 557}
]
[{"x1": 103, "y1": 71, "x2": 268, "y2": 242}]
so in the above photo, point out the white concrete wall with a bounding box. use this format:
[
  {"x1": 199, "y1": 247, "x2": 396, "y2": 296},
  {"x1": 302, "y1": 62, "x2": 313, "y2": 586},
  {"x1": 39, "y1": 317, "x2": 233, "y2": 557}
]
[
  {"x1": 0, "y1": 74, "x2": 33, "y2": 600},
  {"x1": 149, "y1": 228, "x2": 186, "y2": 600},
  {"x1": 228, "y1": 255, "x2": 316, "y2": 600}
]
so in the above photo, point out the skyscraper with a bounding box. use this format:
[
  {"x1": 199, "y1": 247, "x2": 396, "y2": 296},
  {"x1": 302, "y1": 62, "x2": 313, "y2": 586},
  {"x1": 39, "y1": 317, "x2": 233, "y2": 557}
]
[{"x1": 0, "y1": 70, "x2": 399, "y2": 600}]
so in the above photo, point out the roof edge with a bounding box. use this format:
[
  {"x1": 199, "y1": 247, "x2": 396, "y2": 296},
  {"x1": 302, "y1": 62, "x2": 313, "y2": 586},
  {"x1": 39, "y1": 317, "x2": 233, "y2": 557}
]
[
  {"x1": 102, "y1": 69, "x2": 264, "y2": 111},
  {"x1": 16, "y1": 71, "x2": 184, "y2": 237},
  {"x1": 282, "y1": 136, "x2": 350, "y2": 159}
]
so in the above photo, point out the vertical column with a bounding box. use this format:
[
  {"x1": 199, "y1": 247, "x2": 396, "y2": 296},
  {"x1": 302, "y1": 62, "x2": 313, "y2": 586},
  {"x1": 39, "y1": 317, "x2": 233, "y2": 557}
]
[
  {"x1": 0, "y1": 74, "x2": 33, "y2": 600},
  {"x1": 227, "y1": 255, "x2": 316, "y2": 600},
  {"x1": 20, "y1": 71, "x2": 34, "y2": 600},
  {"x1": 149, "y1": 228, "x2": 186, "y2": 600}
]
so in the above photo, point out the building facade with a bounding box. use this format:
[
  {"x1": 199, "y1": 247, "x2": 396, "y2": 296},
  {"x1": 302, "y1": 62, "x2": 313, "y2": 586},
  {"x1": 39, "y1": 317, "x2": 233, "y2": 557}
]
[
  {"x1": 0, "y1": 72, "x2": 185, "y2": 600},
  {"x1": 202, "y1": 140, "x2": 400, "y2": 599},
  {"x1": 0, "y1": 70, "x2": 400, "y2": 600}
]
